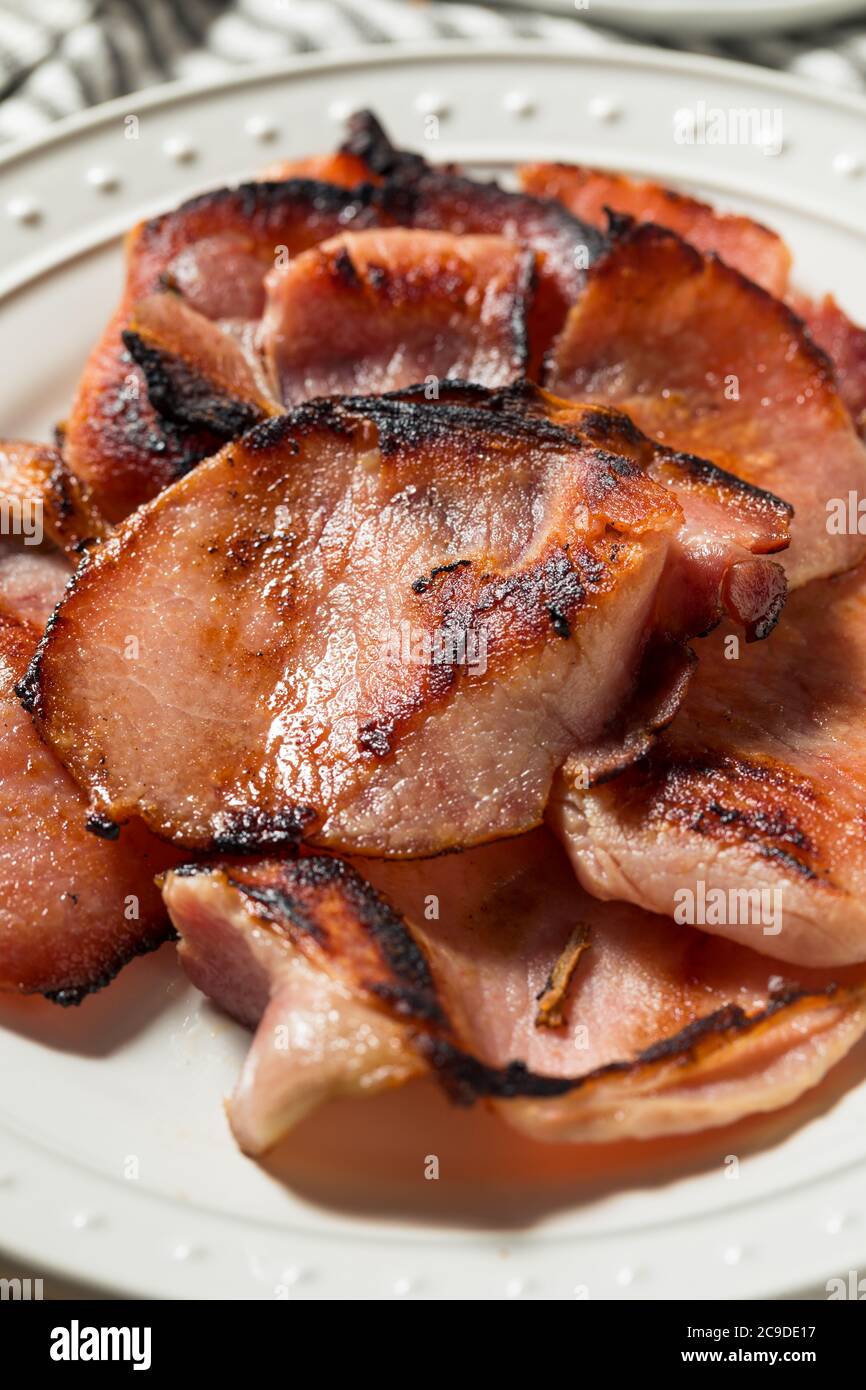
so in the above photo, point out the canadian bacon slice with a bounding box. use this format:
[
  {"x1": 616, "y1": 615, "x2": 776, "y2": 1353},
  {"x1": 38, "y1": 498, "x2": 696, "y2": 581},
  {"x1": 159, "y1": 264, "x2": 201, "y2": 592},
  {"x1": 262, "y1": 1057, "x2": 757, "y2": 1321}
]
[
  {"x1": 0, "y1": 441, "x2": 107, "y2": 629},
  {"x1": 548, "y1": 221, "x2": 866, "y2": 586},
  {"x1": 64, "y1": 178, "x2": 378, "y2": 520},
  {"x1": 162, "y1": 831, "x2": 866, "y2": 1153},
  {"x1": 521, "y1": 160, "x2": 866, "y2": 432},
  {"x1": 23, "y1": 397, "x2": 681, "y2": 856},
  {"x1": 550, "y1": 560, "x2": 866, "y2": 969},
  {"x1": 23, "y1": 392, "x2": 783, "y2": 859},
  {"x1": 520, "y1": 161, "x2": 791, "y2": 297},
  {"x1": 260, "y1": 228, "x2": 534, "y2": 402},
  {"x1": 0, "y1": 615, "x2": 182, "y2": 1001}
]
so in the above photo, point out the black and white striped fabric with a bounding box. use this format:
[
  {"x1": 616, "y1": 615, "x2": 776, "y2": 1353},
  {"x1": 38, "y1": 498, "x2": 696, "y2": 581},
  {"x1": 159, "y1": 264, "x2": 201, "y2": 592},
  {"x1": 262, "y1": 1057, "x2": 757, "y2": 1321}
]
[{"x1": 1, "y1": 0, "x2": 865, "y2": 143}]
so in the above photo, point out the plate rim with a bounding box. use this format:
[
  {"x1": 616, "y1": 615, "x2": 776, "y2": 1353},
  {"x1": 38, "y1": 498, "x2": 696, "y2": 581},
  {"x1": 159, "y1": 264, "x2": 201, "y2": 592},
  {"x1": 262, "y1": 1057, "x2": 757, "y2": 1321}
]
[
  {"x1": 513, "y1": 0, "x2": 866, "y2": 35},
  {"x1": 2, "y1": 37, "x2": 866, "y2": 1302},
  {"x1": 1, "y1": 37, "x2": 866, "y2": 179}
]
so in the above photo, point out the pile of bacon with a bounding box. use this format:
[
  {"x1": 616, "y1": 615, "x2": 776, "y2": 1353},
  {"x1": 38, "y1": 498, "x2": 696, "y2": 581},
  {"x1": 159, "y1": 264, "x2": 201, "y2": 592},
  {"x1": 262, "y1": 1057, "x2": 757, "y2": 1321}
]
[{"x1": 4, "y1": 111, "x2": 866, "y2": 1156}]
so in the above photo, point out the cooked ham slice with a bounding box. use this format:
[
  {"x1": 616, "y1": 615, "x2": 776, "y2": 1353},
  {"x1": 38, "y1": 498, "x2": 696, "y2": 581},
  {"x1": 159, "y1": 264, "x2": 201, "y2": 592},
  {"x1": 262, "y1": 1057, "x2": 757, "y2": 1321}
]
[
  {"x1": 551, "y1": 560, "x2": 866, "y2": 969},
  {"x1": 0, "y1": 614, "x2": 182, "y2": 1001},
  {"x1": 24, "y1": 391, "x2": 786, "y2": 857},
  {"x1": 65, "y1": 113, "x2": 600, "y2": 519},
  {"x1": 0, "y1": 441, "x2": 106, "y2": 628},
  {"x1": 792, "y1": 291, "x2": 866, "y2": 434},
  {"x1": 164, "y1": 857, "x2": 434, "y2": 1148},
  {"x1": 461, "y1": 382, "x2": 790, "y2": 642},
  {"x1": 260, "y1": 229, "x2": 534, "y2": 402},
  {"x1": 520, "y1": 161, "x2": 791, "y2": 297},
  {"x1": 0, "y1": 545, "x2": 69, "y2": 631},
  {"x1": 523, "y1": 160, "x2": 866, "y2": 435},
  {"x1": 0, "y1": 452, "x2": 177, "y2": 999},
  {"x1": 162, "y1": 831, "x2": 866, "y2": 1152},
  {"x1": 63, "y1": 179, "x2": 380, "y2": 519},
  {"x1": 547, "y1": 220, "x2": 866, "y2": 586},
  {"x1": 123, "y1": 293, "x2": 279, "y2": 438},
  {"x1": 344, "y1": 111, "x2": 603, "y2": 371},
  {"x1": 124, "y1": 229, "x2": 535, "y2": 426}
]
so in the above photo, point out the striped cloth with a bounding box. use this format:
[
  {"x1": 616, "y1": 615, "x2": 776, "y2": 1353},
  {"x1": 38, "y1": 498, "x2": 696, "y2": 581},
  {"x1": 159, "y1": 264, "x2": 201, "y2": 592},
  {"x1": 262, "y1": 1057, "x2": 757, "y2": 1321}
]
[{"x1": 1, "y1": 0, "x2": 866, "y2": 144}]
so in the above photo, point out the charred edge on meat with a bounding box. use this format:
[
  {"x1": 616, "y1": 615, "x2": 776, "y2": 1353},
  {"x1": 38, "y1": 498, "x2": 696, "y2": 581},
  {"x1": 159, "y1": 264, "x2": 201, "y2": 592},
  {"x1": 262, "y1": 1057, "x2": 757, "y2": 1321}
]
[
  {"x1": 229, "y1": 881, "x2": 328, "y2": 945},
  {"x1": 339, "y1": 109, "x2": 429, "y2": 181},
  {"x1": 557, "y1": 404, "x2": 648, "y2": 452},
  {"x1": 340, "y1": 110, "x2": 605, "y2": 274},
  {"x1": 100, "y1": 351, "x2": 224, "y2": 481},
  {"x1": 625, "y1": 750, "x2": 824, "y2": 881},
  {"x1": 370, "y1": 380, "x2": 502, "y2": 409},
  {"x1": 745, "y1": 574, "x2": 788, "y2": 642},
  {"x1": 41, "y1": 923, "x2": 177, "y2": 1007},
  {"x1": 660, "y1": 448, "x2": 794, "y2": 520},
  {"x1": 421, "y1": 986, "x2": 840, "y2": 1104},
  {"x1": 138, "y1": 177, "x2": 379, "y2": 252},
  {"x1": 85, "y1": 812, "x2": 121, "y2": 841},
  {"x1": 122, "y1": 330, "x2": 265, "y2": 438},
  {"x1": 15, "y1": 554, "x2": 90, "y2": 715},
  {"x1": 43, "y1": 454, "x2": 76, "y2": 525},
  {"x1": 469, "y1": 549, "x2": 588, "y2": 630},
  {"x1": 243, "y1": 396, "x2": 645, "y2": 491},
  {"x1": 352, "y1": 397, "x2": 610, "y2": 457},
  {"x1": 228, "y1": 856, "x2": 448, "y2": 1025},
  {"x1": 411, "y1": 559, "x2": 472, "y2": 594},
  {"x1": 240, "y1": 399, "x2": 359, "y2": 454},
  {"x1": 371, "y1": 171, "x2": 606, "y2": 270},
  {"x1": 209, "y1": 805, "x2": 319, "y2": 855}
]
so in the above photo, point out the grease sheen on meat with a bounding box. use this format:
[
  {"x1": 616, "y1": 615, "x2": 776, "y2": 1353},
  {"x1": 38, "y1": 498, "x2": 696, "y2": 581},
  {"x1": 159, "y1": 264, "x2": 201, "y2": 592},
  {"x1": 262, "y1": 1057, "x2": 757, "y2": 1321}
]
[
  {"x1": 260, "y1": 228, "x2": 534, "y2": 401},
  {"x1": 0, "y1": 615, "x2": 181, "y2": 1000},
  {"x1": 548, "y1": 221, "x2": 866, "y2": 586},
  {"x1": 550, "y1": 561, "x2": 866, "y2": 969},
  {"x1": 521, "y1": 159, "x2": 866, "y2": 433},
  {"x1": 26, "y1": 391, "x2": 785, "y2": 858},
  {"x1": 520, "y1": 160, "x2": 792, "y2": 296},
  {"x1": 0, "y1": 440, "x2": 106, "y2": 629}
]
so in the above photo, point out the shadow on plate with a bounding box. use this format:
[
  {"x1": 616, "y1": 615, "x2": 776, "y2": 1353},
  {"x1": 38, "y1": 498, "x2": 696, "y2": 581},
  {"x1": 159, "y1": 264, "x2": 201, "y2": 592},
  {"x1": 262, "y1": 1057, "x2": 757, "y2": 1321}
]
[
  {"x1": 0, "y1": 943, "x2": 183, "y2": 1057},
  {"x1": 258, "y1": 1036, "x2": 866, "y2": 1230},
  {"x1": 3, "y1": 952, "x2": 865, "y2": 1234}
]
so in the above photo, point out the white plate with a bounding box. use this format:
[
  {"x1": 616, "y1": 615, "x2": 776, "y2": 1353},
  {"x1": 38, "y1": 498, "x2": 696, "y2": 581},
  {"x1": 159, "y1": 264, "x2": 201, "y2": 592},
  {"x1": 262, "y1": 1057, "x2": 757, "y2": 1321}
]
[
  {"x1": 2, "y1": 42, "x2": 866, "y2": 1302},
  {"x1": 515, "y1": 0, "x2": 866, "y2": 35}
]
